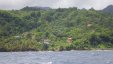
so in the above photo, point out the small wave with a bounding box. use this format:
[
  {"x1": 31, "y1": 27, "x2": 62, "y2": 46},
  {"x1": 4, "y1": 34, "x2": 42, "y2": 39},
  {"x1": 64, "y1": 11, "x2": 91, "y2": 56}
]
[
  {"x1": 94, "y1": 50, "x2": 113, "y2": 51},
  {"x1": 39, "y1": 61, "x2": 52, "y2": 64}
]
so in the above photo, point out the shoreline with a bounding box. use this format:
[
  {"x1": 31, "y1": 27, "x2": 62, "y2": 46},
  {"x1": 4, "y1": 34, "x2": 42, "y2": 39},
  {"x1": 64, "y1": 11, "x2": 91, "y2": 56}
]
[{"x1": 0, "y1": 48, "x2": 113, "y2": 52}]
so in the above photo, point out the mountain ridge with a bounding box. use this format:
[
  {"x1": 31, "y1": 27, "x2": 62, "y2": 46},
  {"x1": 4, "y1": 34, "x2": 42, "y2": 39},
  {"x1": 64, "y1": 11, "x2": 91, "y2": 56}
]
[
  {"x1": 102, "y1": 5, "x2": 113, "y2": 14},
  {"x1": 21, "y1": 6, "x2": 51, "y2": 11}
]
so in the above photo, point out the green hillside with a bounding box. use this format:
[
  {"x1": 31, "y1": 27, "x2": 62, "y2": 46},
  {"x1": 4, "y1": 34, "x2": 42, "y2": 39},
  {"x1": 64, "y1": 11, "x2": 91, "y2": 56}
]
[{"x1": 0, "y1": 7, "x2": 113, "y2": 51}]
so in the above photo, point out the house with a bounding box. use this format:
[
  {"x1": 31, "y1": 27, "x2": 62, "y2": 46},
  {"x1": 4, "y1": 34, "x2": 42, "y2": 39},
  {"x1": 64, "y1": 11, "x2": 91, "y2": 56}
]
[
  {"x1": 67, "y1": 37, "x2": 73, "y2": 43},
  {"x1": 43, "y1": 39, "x2": 50, "y2": 44}
]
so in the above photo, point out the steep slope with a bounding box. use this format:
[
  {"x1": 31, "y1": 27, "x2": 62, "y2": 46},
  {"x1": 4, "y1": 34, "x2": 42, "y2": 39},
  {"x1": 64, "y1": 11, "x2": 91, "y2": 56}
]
[
  {"x1": 103, "y1": 5, "x2": 113, "y2": 14},
  {"x1": 0, "y1": 10, "x2": 27, "y2": 37},
  {"x1": 0, "y1": 10, "x2": 41, "y2": 38}
]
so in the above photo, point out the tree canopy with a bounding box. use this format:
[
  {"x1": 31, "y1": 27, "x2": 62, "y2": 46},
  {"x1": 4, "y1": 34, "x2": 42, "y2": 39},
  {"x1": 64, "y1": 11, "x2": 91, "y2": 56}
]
[{"x1": 0, "y1": 7, "x2": 113, "y2": 51}]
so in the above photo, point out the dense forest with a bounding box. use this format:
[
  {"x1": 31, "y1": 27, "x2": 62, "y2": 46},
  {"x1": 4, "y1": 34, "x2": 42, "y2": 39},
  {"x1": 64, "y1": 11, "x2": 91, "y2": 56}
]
[{"x1": 0, "y1": 6, "x2": 113, "y2": 51}]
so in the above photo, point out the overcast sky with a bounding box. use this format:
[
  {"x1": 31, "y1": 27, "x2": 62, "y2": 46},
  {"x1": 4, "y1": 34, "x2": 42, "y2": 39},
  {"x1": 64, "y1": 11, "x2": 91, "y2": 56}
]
[{"x1": 0, "y1": 0, "x2": 113, "y2": 10}]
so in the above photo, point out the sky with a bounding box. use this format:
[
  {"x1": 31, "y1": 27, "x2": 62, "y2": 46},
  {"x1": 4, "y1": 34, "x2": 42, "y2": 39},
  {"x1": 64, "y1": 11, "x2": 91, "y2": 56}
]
[{"x1": 0, "y1": 0, "x2": 113, "y2": 10}]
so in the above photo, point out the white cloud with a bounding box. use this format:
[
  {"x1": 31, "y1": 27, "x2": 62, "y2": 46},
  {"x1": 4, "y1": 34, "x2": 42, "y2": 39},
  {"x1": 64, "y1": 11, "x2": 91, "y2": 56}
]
[
  {"x1": 52, "y1": 0, "x2": 113, "y2": 10},
  {"x1": 0, "y1": 0, "x2": 113, "y2": 10},
  {"x1": 52, "y1": 0, "x2": 76, "y2": 8},
  {"x1": 0, "y1": 0, "x2": 33, "y2": 10}
]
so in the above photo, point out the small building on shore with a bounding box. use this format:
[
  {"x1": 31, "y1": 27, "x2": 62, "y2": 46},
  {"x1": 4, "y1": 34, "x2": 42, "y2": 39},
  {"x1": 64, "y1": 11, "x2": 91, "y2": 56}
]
[
  {"x1": 43, "y1": 39, "x2": 50, "y2": 44},
  {"x1": 67, "y1": 37, "x2": 73, "y2": 43}
]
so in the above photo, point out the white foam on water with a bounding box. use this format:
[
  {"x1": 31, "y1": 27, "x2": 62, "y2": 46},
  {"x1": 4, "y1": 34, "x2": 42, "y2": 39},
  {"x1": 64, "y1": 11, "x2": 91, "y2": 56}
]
[
  {"x1": 94, "y1": 50, "x2": 113, "y2": 51},
  {"x1": 48, "y1": 51, "x2": 53, "y2": 52},
  {"x1": 39, "y1": 61, "x2": 52, "y2": 64},
  {"x1": 106, "y1": 60, "x2": 113, "y2": 64},
  {"x1": 47, "y1": 62, "x2": 52, "y2": 64}
]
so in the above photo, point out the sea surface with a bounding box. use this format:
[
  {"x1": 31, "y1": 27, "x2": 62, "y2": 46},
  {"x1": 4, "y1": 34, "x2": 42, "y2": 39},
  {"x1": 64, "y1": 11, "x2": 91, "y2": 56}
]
[{"x1": 0, "y1": 50, "x2": 113, "y2": 64}]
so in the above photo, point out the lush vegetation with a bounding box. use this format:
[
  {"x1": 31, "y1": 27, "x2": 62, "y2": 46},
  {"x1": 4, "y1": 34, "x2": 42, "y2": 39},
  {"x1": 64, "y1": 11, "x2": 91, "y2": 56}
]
[{"x1": 0, "y1": 7, "x2": 113, "y2": 51}]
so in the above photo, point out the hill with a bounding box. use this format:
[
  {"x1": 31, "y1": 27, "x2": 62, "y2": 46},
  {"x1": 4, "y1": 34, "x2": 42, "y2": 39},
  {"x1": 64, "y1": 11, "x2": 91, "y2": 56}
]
[
  {"x1": 0, "y1": 7, "x2": 113, "y2": 51},
  {"x1": 21, "y1": 6, "x2": 51, "y2": 11},
  {"x1": 102, "y1": 5, "x2": 113, "y2": 14}
]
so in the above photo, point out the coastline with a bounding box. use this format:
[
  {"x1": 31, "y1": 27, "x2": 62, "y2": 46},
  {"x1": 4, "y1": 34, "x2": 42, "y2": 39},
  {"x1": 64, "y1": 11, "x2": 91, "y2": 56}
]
[{"x1": 0, "y1": 48, "x2": 113, "y2": 52}]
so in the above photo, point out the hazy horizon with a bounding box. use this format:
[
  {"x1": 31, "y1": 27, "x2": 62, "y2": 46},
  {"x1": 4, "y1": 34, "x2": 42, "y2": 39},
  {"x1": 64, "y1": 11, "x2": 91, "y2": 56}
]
[{"x1": 0, "y1": 0, "x2": 113, "y2": 10}]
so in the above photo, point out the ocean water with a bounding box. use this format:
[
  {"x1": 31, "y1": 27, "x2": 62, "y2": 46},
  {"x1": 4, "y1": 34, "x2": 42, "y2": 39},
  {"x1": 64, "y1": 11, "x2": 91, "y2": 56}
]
[{"x1": 0, "y1": 50, "x2": 113, "y2": 64}]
